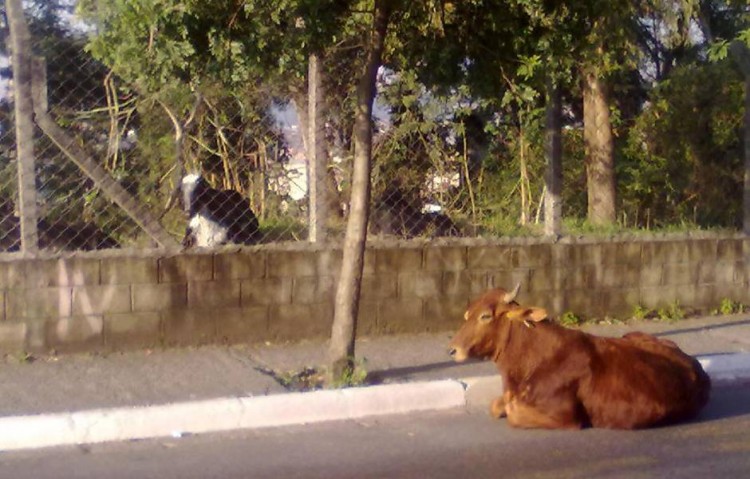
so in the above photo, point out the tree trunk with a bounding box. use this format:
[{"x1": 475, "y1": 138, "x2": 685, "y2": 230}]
[
  {"x1": 6, "y1": 0, "x2": 39, "y2": 253},
  {"x1": 544, "y1": 79, "x2": 562, "y2": 237},
  {"x1": 329, "y1": 0, "x2": 390, "y2": 381},
  {"x1": 582, "y1": 68, "x2": 616, "y2": 226}
]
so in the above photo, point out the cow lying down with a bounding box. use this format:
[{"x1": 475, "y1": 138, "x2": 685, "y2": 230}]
[{"x1": 449, "y1": 287, "x2": 711, "y2": 430}]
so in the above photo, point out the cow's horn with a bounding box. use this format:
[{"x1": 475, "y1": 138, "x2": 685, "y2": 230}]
[{"x1": 503, "y1": 283, "x2": 521, "y2": 303}]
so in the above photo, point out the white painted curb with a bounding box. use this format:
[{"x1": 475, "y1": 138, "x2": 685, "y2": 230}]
[
  {"x1": 0, "y1": 379, "x2": 466, "y2": 452},
  {"x1": 2, "y1": 353, "x2": 750, "y2": 452},
  {"x1": 699, "y1": 353, "x2": 750, "y2": 384}
]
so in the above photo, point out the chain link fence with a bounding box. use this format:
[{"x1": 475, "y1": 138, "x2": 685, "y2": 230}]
[
  {"x1": 0, "y1": 4, "x2": 485, "y2": 256},
  {"x1": 2, "y1": 2, "x2": 744, "y2": 255}
]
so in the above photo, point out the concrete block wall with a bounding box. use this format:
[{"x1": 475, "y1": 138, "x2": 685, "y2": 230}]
[{"x1": 0, "y1": 233, "x2": 748, "y2": 355}]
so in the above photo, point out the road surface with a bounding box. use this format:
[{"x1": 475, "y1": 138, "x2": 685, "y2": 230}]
[{"x1": 2, "y1": 384, "x2": 750, "y2": 479}]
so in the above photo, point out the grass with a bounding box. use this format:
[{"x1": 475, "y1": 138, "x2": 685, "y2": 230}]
[
  {"x1": 558, "y1": 311, "x2": 584, "y2": 327},
  {"x1": 711, "y1": 298, "x2": 748, "y2": 316},
  {"x1": 261, "y1": 357, "x2": 370, "y2": 392}
]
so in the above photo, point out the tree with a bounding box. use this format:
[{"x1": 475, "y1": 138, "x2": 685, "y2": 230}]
[{"x1": 329, "y1": 0, "x2": 391, "y2": 380}]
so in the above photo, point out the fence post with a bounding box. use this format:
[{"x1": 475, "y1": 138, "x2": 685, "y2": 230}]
[
  {"x1": 6, "y1": 0, "x2": 39, "y2": 253},
  {"x1": 544, "y1": 79, "x2": 562, "y2": 237},
  {"x1": 307, "y1": 53, "x2": 328, "y2": 243}
]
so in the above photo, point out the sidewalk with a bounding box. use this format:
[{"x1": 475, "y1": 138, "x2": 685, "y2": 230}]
[{"x1": 1, "y1": 313, "x2": 750, "y2": 451}]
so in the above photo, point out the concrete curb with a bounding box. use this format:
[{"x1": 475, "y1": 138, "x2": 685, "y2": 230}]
[
  {"x1": 0, "y1": 380, "x2": 466, "y2": 452},
  {"x1": 2, "y1": 353, "x2": 750, "y2": 452}
]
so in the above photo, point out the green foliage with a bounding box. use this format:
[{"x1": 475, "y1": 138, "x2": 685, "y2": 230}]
[
  {"x1": 631, "y1": 302, "x2": 686, "y2": 322},
  {"x1": 558, "y1": 311, "x2": 583, "y2": 327},
  {"x1": 657, "y1": 301, "x2": 686, "y2": 323},
  {"x1": 712, "y1": 298, "x2": 748, "y2": 315},
  {"x1": 632, "y1": 304, "x2": 651, "y2": 321},
  {"x1": 329, "y1": 357, "x2": 369, "y2": 389},
  {"x1": 620, "y1": 61, "x2": 745, "y2": 229}
]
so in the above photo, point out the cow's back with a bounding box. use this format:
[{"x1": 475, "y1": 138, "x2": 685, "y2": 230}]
[{"x1": 581, "y1": 333, "x2": 710, "y2": 429}]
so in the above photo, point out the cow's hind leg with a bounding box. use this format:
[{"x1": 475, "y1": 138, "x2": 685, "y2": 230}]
[{"x1": 505, "y1": 396, "x2": 584, "y2": 430}]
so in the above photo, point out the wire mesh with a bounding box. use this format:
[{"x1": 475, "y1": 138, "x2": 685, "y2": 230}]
[{"x1": 9, "y1": 1, "x2": 739, "y2": 254}]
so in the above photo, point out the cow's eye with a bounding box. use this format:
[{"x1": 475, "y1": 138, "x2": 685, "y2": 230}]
[{"x1": 479, "y1": 312, "x2": 493, "y2": 323}]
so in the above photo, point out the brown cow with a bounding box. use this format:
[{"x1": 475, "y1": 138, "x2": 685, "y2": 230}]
[{"x1": 449, "y1": 287, "x2": 711, "y2": 430}]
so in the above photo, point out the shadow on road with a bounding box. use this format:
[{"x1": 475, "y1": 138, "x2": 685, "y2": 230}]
[
  {"x1": 654, "y1": 318, "x2": 750, "y2": 338},
  {"x1": 366, "y1": 360, "x2": 480, "y2": 384},
  {"x1": 692, "y1": 383, "x2": 750, "y2": 424}
]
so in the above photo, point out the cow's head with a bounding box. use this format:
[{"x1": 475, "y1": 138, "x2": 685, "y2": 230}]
[{"x1": 448, "y1": 285, "x2": 547, "y2": 362}]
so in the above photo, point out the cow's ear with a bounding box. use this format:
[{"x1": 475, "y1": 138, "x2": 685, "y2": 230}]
[{"x1": 506, "y1": 307, "x2": 548, "y2": 323}]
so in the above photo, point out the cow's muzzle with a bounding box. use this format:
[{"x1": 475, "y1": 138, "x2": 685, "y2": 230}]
[{"x1": 448, "y1": 346, "x2": 468, "y2": 362}]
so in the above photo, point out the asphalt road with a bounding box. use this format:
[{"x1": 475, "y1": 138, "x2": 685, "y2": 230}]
[{"x1": 3, "y1": 384, "x2": 750, "y2": 479}]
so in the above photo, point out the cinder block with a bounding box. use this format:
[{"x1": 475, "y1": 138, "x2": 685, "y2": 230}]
[
  {"x1": 0, "y1": 322, "x2": 27, "y2": 352},
  {"x1": 714, "y1": 262, "x2": 738, "y2": 285},
  {"x1": 734, "y1": 262, "x2": 750, "y2": 285},
  {"x1": 269, "y1": 302, "x2": 333, "y2": 341},
  {"x1": 422, "y1": 296, "x2": 468, "y2": 331},
  {"x1": 602, "y1": 287, "x2": 641, "y2": 318},
  {"x1": 442, "y1": 271, "x2": 485, "y2": 298},
  {"x1": 293, "y1": 276, "x2": 336, "y2": 304},
  {"x1": 5, "y1": 259, "x2": 99, "y2": 288},
  {"x1": 599, "y1": 264, "x2": 642, "y2": 289},
  {"x1": 188, "y1": 280, "x2": 241, "y2": 309},
  {"x1": 72, "y1": 285, "x2": 131, "y2": 315},
  {"x1": 561, "y1": 266, "x2": 596, "y2": 289},
  {"x1": 24, "y1": 320, "x2": 45, "y2": 352},
  {"x1": 375, "y1": 247, "x2": 423, "y2": 273},
  {"x1": 159, "y1": 254, "x2": 214, "y2": 283},
  {"x1": 559, "y1": 289, "x2": 598, "y2": 319},
  {"x1": 697, "y1": 262, "x2": 717, "y2": 284},
  {"x1": 356, "y1": 300, "x2": 379, "y2": 336},
  {"x1": 0, "y1": 261, "x2": 24, "y2": 289},
  {"x1": 101, "y1": 257, "x2": 158, "y2": 284},
  {"x1": 214, "y1": 251, "x2": 266, "y2": 280},
  {"x1": 378, "y1": 298, "x2": 424, "y2": 334},
  {"x1": 398, "y1": 272, "x2": 441, "y2": 299},
  {"x1": 241, "y1": 278, "x2": 292, "y2": 306},
  {"x1": 162, "y1": 308, "x2": 217, "y2": 346},
  {"x1": 45, "y1": 316, "x2": 104, "y2": 352},
  {"x1": 640, "y1": 264, "x2": 663, "y2": 287},
  {"x1": 361, "y1": 274, "x2": 398, "y2": 300},
  {"x1": 132, "y1": 283, "x2": 187, "y2": 312},
  {"x1": 6, "y1": 287, "x2": 72, "y2": 319},
  {"x1": 561, "y1": 243, "x2": 604, "y2": 266},
  {"x1": 423, "y1": 246, "x2": 466, "y2": 272},
  {"x1": 104, "y1": 312, "x2": 161, "y2": 350},
  {"x1": 215, "y1": 306, "x2": 269, "y2": 344},
  {"x1": 606, "y1": 242, "x2": 642, "y2": 265},
  {"x1": 691, "y1": 283, "x2": 719, "y2": 311},
  {"x1": 514, "y1": 244, "x2": 552, "y2": 268},
  {"x1": 662, "y1": 263, "x2": 699, "y2": 286},
  {"x1": 467, "y1": 246, "x2": 515, "y2": 270},
  {"x1": 687, "y1": 239, "x2": 718, "y2": 263},
  {"x1": 528, "y1": 266, "x2": 560, "y2": 292},
  {"x1": 717, "y1": 239, "x2": 743, "y2": 262},
  {"x1": 638, "y1": 285, "x2": 679, "y2": 310},
  {"x1": 487, "y1": 269, "x2": 531, "y2": 292},
  {"x1": 643, "y1": 241, "x2": 689, "y2": 264},
  {"x1": 267, "y1": 250, "x2": 319, "y2": 278}
]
